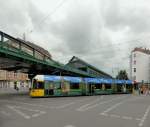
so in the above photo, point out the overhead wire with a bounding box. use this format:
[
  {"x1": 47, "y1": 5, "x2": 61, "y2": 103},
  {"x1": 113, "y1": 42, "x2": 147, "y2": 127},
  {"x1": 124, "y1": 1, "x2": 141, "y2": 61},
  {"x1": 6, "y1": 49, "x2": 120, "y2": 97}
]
[
  {"x1": 26, "y1": 0, "x2": 150, "y2": 58},
  {"x1": 23, "y1": 0, "x2": 150, "y2": 64},
  {"x1": 72, "y1": 37, "x2": 149, "y2": 59},
  {"x1": 28, "y1": 0, "x2": 67, "y2": 34}
]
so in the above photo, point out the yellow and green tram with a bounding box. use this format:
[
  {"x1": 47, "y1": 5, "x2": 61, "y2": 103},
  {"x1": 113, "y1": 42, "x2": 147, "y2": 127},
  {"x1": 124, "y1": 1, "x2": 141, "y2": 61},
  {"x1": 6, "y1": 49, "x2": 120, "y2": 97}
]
[{"x1": 30, "y1": 75, "x2": 133, "y2": 97}]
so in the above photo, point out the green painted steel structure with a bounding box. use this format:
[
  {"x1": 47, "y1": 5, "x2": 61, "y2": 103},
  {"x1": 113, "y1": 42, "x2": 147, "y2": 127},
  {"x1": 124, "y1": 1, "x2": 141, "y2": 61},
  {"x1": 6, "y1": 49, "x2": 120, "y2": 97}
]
[{"x1": 0, "y1": 31, "x2": 108, "y2": 78}]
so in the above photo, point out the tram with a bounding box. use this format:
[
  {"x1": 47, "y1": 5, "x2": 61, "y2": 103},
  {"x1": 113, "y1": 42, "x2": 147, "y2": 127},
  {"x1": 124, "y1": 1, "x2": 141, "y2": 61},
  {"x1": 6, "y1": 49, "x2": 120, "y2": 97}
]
[{"x1": 30, "y1": 75, "x2": 133, "y2": 97}]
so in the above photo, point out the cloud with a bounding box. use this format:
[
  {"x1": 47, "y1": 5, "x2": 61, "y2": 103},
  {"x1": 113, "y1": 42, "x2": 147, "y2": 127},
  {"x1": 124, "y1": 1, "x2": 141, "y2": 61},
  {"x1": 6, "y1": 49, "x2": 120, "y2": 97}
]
[
  {"x1": 49, "y1": 2, "x2": 100, "y2": 54},
  {"x1": 1, "y1": 0, "x2": 150, "y2": 76},
  {"x1": 0, "y1": 0, "x2": 30, "y2": 35},
  {"x1": 102, "y1": 0, "x2": 150, "y2": 34}
]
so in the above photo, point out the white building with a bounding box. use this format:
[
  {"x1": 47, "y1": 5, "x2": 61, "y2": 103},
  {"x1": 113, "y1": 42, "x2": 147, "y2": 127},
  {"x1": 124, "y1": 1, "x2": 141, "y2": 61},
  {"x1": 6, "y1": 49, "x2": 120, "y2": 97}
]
[{"x1": 130, "y1": 47, "x2": 150, "y2": 84}]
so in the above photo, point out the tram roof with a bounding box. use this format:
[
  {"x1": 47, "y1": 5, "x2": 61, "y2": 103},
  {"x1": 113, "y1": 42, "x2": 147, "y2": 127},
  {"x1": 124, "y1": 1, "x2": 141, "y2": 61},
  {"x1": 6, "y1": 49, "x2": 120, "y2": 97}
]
[
  {"x1": 34, "y1": 75, "x2": 132, "y2": 84},
  {"x1": 44, "y1": 75, "x2": 82, "y2": 83}
]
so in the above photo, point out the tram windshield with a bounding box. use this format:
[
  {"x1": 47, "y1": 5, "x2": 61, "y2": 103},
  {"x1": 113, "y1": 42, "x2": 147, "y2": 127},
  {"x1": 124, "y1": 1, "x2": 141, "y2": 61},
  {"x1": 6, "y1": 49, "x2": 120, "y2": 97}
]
[{"x1": 32, "y1": 79, "x2": 44, "y2": 89}]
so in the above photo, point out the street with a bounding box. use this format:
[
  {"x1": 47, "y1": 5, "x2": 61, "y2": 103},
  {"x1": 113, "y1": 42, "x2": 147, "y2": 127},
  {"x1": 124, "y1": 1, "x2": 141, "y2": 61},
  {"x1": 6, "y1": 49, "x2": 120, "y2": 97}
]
[{"x1": 0, "y1": 89, "x2": 150, "y2": 127}]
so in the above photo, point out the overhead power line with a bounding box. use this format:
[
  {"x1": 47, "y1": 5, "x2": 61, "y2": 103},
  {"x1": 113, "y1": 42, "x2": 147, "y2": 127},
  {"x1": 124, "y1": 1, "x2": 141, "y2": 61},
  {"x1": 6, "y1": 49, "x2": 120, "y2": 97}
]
[{"x1": 29, "y1": 0, "x2": 67, "y2": 33}]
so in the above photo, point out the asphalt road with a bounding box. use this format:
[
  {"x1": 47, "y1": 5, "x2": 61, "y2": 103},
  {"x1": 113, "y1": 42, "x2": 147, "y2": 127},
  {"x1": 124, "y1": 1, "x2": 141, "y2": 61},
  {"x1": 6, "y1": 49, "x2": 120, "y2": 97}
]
[{"x1": 0, "y1": 89, "x2": 150, "y2": 127}]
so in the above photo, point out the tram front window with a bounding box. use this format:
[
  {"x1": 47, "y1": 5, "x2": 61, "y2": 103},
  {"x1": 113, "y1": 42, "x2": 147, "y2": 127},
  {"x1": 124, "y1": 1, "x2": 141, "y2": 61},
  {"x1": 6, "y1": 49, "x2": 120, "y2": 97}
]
[{"x1": 33, "y1": 79, "x2": 44, "y2": 89}]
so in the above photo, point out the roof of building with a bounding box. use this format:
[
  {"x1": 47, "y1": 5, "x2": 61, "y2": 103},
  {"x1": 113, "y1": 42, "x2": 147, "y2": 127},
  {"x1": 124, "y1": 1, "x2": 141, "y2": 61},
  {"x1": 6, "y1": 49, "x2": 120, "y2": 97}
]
[
  {"x1": 132, "y1": 47, "x2": 150, "y2": 55},
  {"x1": 18, "y1": 38, "x2": 52, "y2": 58},
  {"x1": 67, "y1": 56, "x2": 112, "y2": 78}
]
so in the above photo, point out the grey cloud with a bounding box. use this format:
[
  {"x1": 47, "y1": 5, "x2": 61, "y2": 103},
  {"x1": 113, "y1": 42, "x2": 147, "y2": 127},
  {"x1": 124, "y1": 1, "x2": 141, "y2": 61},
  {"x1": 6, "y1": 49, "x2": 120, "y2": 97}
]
[
  {"x1": 0, "y1": 0, "x2": 46, "y2": 37},
  {"x1": 1, "y1": 0, "x2": 150, "y2": 76},
  {"x1": 102, "y1": 0, "x2": 150, "y2": 34},
  {"x1": 27, "y1": 2, "x2": 46, "y2": 33},
  {"x1": 0, "y1": 0, "x2": 30, "y2": 35},
  {"x1": 30, "y1": 0, "x2": 118, "y2": 74},
  {"x1": 49, "y1": 3, "x2": 103, "y2": 55}
]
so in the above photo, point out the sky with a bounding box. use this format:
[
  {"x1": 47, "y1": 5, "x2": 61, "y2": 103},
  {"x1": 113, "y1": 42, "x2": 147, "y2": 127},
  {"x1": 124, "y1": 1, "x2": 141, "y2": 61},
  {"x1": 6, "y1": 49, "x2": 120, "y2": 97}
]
[{"x1": 0, "y1": 0, "x2": 150, "y2": 77}]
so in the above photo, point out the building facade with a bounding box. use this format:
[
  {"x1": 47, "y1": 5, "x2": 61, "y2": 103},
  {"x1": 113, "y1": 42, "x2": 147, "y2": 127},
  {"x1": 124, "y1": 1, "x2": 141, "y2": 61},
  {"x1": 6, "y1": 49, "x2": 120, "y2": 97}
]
[
  {"x1": 130, "y1": 47, "x2": 150, "y2": 84},
  {"x1": 67, "y1": 56, "x2": 112, "y2": 78}
]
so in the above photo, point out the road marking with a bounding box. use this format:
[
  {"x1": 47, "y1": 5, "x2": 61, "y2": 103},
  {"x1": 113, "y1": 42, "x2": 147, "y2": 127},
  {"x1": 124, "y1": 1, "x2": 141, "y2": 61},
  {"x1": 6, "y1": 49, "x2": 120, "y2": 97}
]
[
  {"x1": 103, "y1": 102, "x2": 123, "y2": 113},
  {"x1": 77, "y1": 96, "x2": 117, "y2": 111},
  {"x1": 110, "y1": 114, "x2": 121, "y2": 118},
  {"x1": 49, "y1": 97, "x2": 95, "y2": 109},
  {"x1": 139, "y1": 105, "x2": 150, "y2": 127},
  {"x1": 99, "y1": 96, "x2": 145, "y2": 122},
  {"x1": 100, "y1": 113, "x2": 141, "y2": 121},
  {"x1": 12, "y1": 105, "x2": 46, "y2": 117},
  {"x1": 122, "y1": 116, "x2": 133, "y2": 120},
  {"x1": 0, "y1": 100, "x2": 55, "y2": 109},
  {"x1": 7, "y1": 105, "x2": 46, "y2": 119},
  {"x1": 7, "y1": 105, "x2": 31, "y2": 119},
  {"x1": 101, "y1": 96, "x2": 140, "y2": 114},
  {"x1": 77, "y1": 96, "x2": 127, "y2": 111},
  {"x1": 57, "y1": 96, "x2": 100, "y2": 109},
  {"x1": 31, "y1": 111, "x2": 46, "y2": 118},
  {"x1": 76, "y1": 97, "x2": 102, "y2": 111},
  {"x1": 136, "y1": 118, "x2": 142, "y2": 121},
  {"x1": 12, "y1": 106, "x2": 41, "y2": 112},
  {"x1": 0, "y1": 98, "x2": 91, "y2": 110},
  {"x1": 75, "y1": 96, "x2": 96, "y2": 103},
  {"x1": 64, "y1": 125, "x2": 76, "y2": 127},
  {"x1": 0, "y1": 110, "x2": 11, "y2": 116},
  {"x1": 100, "y1": 113, "x2": 108, "y2": 116},
  {"x1": 56, "y1": 102, "x2": 75, "y2": 109}
]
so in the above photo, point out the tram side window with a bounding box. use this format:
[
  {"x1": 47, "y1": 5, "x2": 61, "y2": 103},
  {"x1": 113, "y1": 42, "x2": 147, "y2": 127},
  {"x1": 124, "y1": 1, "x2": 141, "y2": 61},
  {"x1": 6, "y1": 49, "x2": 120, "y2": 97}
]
[
  {"x1": 95, "y1": 84, "x2": 102, "y2": 89},
  {"x1": 33, "y1": 79, "x2": 44, "y2": 89},
  {"x1": 54, "y1": 82, "x2": 61, "y2": 89},
  {"x1": 126, "y1": 85, "x2": 132, "y2": 89},
  {"x1": 105, "y1": 84, "x2": 111, "y2": 89},
  {"x1": 70, "y1": 83, "x2": 80, "y2": 89}
]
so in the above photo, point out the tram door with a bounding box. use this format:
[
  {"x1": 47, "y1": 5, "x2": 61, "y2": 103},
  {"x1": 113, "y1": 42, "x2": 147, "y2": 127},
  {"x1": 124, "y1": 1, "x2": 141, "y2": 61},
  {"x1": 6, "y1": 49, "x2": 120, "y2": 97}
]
[
  {"x1": 81, "y1": 83, "x2": 86, "y2": 95},
  {"x1": 45, "y1": 81, "x2": 54, "y2": 96},
  {"x1": 89, "y1": 84, "x2": 95, "y2": 95},
  {"x1": 61, "y1": 81, "x2": 70, "y2": 95},
  {"x1": 49, "y1": 83, "x2": 54, "y2": 95}
]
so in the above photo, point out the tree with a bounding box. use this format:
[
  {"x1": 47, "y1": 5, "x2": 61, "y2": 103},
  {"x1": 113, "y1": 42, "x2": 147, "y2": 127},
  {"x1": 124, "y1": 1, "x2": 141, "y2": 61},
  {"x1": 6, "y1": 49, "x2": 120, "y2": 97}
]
[{"x1": 116, "y1": 70, "x2": 129, "y2": 80}]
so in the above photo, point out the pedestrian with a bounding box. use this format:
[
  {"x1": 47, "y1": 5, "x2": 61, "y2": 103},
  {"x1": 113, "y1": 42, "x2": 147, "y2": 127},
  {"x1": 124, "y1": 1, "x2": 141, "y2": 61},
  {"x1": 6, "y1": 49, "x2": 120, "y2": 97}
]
[
  {"x1": 14, "y1": 81, "x2": 19, "y2": 91},
  {"x1": 149, "y1": 88, "x2": 150, "y2": 95},
  {"x1": 138, "y1": 87, "x2": 141, "y2": 95},
  {"x1": 14, "y1": 81, "x2": 17, "y2": 90},
  {"x1": 146, "y1": 89, "x2": 149, "y2": 96}
]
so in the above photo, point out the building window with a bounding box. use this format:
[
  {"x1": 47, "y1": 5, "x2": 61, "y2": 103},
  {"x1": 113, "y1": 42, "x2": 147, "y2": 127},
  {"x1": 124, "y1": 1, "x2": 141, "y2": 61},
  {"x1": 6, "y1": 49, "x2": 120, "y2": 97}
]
[
  {"x1": 134, "y1": 54, "x2": 136, "y2": 57},
  {"x1": 134, "y1": 68, "x2": 136, "y2": 72},
  {"x1": 133, "y1": 76, "x2": 136, "y2": 80},
  {"x1": 134, "y1": 60, "x2": 136, "y2": 65}
]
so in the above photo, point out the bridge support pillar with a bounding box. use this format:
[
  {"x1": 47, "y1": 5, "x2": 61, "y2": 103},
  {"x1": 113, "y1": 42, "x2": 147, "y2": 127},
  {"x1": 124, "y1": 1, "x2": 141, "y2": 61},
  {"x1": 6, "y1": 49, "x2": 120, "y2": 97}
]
[{"x1": 28, "y1": 74, "x2": 36, "y2": 83}]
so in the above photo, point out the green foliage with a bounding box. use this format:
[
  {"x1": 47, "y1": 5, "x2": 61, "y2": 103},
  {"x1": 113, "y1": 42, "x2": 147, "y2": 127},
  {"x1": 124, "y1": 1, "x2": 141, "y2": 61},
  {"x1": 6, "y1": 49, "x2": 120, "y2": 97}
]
[{"x1": 116, "y1": 70, "x2": 129, "y2": 80}]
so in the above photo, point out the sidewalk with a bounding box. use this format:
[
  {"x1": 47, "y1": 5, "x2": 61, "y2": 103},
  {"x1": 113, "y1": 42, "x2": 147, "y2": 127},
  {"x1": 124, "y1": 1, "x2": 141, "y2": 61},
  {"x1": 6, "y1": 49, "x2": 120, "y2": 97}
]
[{"x1": 0, "y1": 87, "x2": 29, "y2": 95}]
